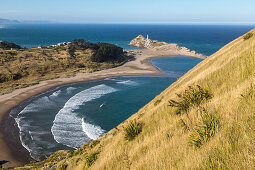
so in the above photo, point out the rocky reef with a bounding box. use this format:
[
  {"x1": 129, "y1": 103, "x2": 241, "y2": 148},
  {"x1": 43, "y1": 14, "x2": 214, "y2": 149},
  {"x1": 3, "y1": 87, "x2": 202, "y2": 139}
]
[{"x1": 129, "y1": 35, "x2": 205, "y2": 58}]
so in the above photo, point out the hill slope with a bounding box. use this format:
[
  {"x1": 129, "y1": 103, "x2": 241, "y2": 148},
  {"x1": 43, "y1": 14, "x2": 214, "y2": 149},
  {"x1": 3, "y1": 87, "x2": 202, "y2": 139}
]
[
  {"x1": 0, "y1": 40, "x2": 128, "y2": 94},
  {"x1": 18, "y1": 30, "x2": 255, "y2": 169}
]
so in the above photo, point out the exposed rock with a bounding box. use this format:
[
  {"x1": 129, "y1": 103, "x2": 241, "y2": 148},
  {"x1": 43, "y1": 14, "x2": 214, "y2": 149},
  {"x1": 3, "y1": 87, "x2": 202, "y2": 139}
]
[
  {"x1": 129, "y1": 35, "x2": 147, "y2": 48},
  {"x1": 129, "y1": 35, "x2": 168, "y2": 48},
  {"x1": 129, "y1": 35, "x2": 206, "y2": 58}
]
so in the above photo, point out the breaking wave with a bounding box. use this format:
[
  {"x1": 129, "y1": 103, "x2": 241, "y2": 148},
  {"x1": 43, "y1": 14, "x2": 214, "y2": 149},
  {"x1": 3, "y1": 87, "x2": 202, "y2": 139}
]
[{"x1": 51, "y1": 84, "x2": 116, "y2": 148}]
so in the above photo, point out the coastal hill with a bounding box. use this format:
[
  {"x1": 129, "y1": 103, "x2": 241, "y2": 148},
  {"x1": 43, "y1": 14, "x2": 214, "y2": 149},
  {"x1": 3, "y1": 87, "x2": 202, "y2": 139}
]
[
  {"x1": 129, "y1": 35, "x2": 205, "y2": 58},
  {"x1": 16, "y1": 30, "x2": 255, "y2": 169},
  {"x1": 0, "y1": 18, "x2": 20, "y2": 24},
  {"x1": 0, "y1": 39, "x2": 129, "y2": 94}
]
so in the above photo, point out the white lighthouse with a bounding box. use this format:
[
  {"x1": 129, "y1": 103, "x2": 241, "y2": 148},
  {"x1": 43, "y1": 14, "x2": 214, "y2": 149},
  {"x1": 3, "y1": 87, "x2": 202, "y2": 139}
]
[{"x1": 147, "y1": 34, "x2": 149, "y2": 40}]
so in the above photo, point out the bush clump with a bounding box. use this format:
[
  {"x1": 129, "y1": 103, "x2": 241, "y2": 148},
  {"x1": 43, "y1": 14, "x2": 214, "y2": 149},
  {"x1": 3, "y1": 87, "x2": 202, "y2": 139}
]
[
  {"x1": 68, "y1": 39, "x2": 124, "y2": 62},
  {"x1": 69, "y1": 39, "x2": 98, "y2": 50},
  {"x1": 124, "y1": 120, "x2": 143, "y2": 141},
  {"x1": 169, "y1": 85, "x2": 212, "y2": 114},
  {"x1": 86, "y1": 152, "x2": 99, "y2": 167},
  {"x1": 0, "y1": 73, "x2": 22, "y2": 83},
  {"x1": 243, "y1": 33, "x2": 253, "y2": 40},
  {"x1": 189, "y1": 109, "x2": 220, "y2": 148},
  {"x1": 91, "y1": 43, "x2": 124, "y2": 62},
  {"x1": 0, "y1": 41, "x2": 22, "y2": 50},
  {"x1": 59, "y1": 163, "x2": 68, "y2": 170}
]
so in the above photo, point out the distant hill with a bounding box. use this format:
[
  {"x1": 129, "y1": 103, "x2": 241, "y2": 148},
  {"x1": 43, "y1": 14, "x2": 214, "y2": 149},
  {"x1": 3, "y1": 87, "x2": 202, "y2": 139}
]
[
  {"x1": 0, "y1": 18, "x2": 20, "y2": 24},
  {"x1": 0, "y1": 18, "x2": 52, "y2": 24}
]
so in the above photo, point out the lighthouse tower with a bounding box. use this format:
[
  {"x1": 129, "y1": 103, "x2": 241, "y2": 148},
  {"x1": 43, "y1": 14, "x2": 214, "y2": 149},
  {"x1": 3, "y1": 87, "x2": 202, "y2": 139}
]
[{"x1": 144, "y1": 34, "x2": 152, "y2": 48}]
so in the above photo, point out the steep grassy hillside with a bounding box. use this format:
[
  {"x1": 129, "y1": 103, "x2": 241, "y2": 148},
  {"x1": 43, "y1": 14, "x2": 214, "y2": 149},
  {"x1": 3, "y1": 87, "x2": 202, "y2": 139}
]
[
  {"x1": 0, "y1": 40, "x2": 129, "y2": 94},
  {"x1": 17, "y1": 30, "x2": 255, "y2": 169}
]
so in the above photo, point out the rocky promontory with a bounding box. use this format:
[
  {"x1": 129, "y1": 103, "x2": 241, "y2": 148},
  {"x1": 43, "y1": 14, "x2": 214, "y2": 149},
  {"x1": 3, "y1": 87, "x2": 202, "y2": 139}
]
[{"x1": 129, "y1": 35, "x2": 206, "y2": 58}]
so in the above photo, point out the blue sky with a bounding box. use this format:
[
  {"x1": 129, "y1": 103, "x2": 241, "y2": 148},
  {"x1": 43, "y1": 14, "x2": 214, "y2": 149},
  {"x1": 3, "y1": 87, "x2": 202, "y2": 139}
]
[{"x1": 1, "y1": 0, "x2": 255, "y2": 24}]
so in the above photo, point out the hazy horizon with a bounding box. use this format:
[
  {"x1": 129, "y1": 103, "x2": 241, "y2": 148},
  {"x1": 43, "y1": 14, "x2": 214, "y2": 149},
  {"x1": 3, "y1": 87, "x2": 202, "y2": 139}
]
[{"x1": 1, "y1": 0, "x2": 255, "y2": 25}]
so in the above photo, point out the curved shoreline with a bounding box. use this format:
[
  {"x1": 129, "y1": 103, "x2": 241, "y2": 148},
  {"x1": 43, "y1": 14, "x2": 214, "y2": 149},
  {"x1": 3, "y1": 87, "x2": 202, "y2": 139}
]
[{"x1": 0, "y1": 48, "x2": 205, "y2": 168}]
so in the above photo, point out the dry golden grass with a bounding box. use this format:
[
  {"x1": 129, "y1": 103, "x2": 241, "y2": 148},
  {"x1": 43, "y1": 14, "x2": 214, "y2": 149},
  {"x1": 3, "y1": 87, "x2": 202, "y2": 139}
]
[
  {"x1": 0, "y1": 46, "x2": 126, "y2": 94},
  {"x1": 18, "y1": 29, "x2": 255, "y2": 170}
]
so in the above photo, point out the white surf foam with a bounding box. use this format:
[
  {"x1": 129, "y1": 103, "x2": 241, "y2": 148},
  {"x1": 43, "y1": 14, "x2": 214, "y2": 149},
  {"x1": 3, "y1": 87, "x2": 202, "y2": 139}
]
[
  {"x1": 82, "y1": 118, "x2": 105, "y2": 140},
  {"x1": 15, "y1": 116, "x2": 55, "y2": 161},
  {"x1": 51, "y1": 84, "x2": 117, "y2": 148},
  {"x1": 104, "y1": 77, "x2": 117, "y2": 81},
  {"x1": 15, "y1": 117, "x2": 33, "y2": 152},
  {"x1": 15, "y1": 95, "x2": 60, "y2": 161},
  {"x1": 66, "y1": 87, "x2": 77, "y2": 94},
  {"x1": 49, "y1": 90, "x2": 61, "y2": 98},
  {"x1": 116, "y1": 80, "x2": 138, "y2": 86}
]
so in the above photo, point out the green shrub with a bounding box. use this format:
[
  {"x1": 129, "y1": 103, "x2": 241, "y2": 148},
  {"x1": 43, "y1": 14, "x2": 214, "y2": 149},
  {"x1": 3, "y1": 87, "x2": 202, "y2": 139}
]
[
  {"x1": 69, "y1": 39, "x2": 98, "y2": 50},
  {"x1": 0, "y1": 41, "x2": 22, "y2": 50},
  {"x1": 86, "y1": 152, "x2": 99, "y2": 167},
  {"x1": 168, "y1": 85, "x2": 212, "y2": 114},
  {"x1": 91, "y1": 43, "x2": 124, "y2": 62},
  {"x1": 47, "y1": 57, "x2": 54, "y2": 61},
  {"x1": 124, "y1": 120, "x2": 143, "y2": 141},
  {"x1": 243, "y1": 33, "x2": 253, "y2": 40},
  {"x1": 189, "y1": 109, "x2": 220, "y2": 148},
  {"x1": 89, "y1": 140, "x2": 100, "y2": 148},
  {"x1": 0, "y1": 73, "x2": 22, "y2": 83},
  {"x1": 59, "y1": 163, "x2": 68, "y2": 170}
]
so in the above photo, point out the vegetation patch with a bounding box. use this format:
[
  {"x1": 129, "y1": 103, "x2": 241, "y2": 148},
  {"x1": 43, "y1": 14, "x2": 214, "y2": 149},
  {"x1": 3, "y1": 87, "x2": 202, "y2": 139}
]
[
  {"x1": 154, "y1": 96, "x2": 164, "y2": 106},
  {"x1": 168, "y1": 85, "x2": 212, "y2": 115},
  {"x1": 189, "y1": 109, "x2": 220, "y2": 148},
  {"x1": 124, "y1": 120, "x2": 143, "y2": 141},
  {"x1": 89, "y1": 140, "x2": 100, "y2": 148},
  {"x1": 27, "y1": 150, "x2": 68, "y2": 169},
  {"x1": 59, "y1": 163, "x2": 68, "y2": 170},
  {"x1": 0, "y1": 39, "x2": 131, "y2": 94},
  {"x1": 0, "y1": 41, "x2": 22, "y2": 50},
  {"x1": 243, "y1": 32, "x2": 253, "y2": 40},
  {"x1": 200, "y1": 122, "x2": 246, "y2": 169},
  {"x1": 85, "y1": 152, "x2": 99, "y2": 167}
]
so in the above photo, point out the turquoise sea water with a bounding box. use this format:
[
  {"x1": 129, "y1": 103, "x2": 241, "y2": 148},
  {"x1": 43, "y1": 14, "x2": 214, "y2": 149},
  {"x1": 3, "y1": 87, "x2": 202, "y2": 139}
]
[
  {"x1": 1, "y1": 24, "x2": 254, "y2": 161},
  {"x1": 12, "y1": 57, "x2": 201, "y2": 160}
]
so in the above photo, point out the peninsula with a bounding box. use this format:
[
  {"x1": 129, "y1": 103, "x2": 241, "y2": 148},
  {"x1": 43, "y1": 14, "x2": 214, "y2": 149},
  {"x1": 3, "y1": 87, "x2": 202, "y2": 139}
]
[{"x1": 129, "y1": 35, "x2": 205, "y2": 58}]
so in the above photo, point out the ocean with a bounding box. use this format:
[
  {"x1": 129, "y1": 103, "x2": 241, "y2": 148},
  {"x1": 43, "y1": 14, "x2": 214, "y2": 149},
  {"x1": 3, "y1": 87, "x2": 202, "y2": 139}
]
[
  {"x1": 1, "y1": 24, "x2": 254, "y2": 161},
  {"x1": 0, "y1": 24, "x2": 254, "y2": 55}
]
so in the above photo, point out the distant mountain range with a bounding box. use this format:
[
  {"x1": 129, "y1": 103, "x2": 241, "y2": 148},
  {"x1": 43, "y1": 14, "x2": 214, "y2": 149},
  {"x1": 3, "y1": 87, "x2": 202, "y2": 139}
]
[
  {"x1": 0, "y1": 18, "x2": 20, "y2": 24},
  {"x1": 0, "y1": 18, "x2": 53, "y2": 24}
]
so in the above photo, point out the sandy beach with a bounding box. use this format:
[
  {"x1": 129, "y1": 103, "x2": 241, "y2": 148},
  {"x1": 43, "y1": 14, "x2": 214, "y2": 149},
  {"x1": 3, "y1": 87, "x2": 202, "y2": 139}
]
[{"x1": 0, "y1": 48, "x2": 205, "y2": 168}]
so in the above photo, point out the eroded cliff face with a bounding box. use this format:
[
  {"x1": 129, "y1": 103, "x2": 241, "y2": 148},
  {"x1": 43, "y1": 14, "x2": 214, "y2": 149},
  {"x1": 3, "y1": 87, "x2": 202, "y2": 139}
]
[{"x1": 129, "y1": 35, "x2": 205, "y2": 58}]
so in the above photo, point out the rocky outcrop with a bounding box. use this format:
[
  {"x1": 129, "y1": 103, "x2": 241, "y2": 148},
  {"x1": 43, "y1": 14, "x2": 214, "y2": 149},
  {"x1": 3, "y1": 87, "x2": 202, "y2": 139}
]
[
  {"x1": 129, "y1": 35, "x2": 168, "y2": 48},
  {"x1": 129, "y1": 35, "x2": 206, "y2": 58}
]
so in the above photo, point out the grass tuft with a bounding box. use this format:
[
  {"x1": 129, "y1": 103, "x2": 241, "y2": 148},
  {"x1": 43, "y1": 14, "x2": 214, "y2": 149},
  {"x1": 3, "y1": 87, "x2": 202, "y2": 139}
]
[
  {"x1": 243, "y1": 32, "x2": 253, "y2": 40},
  {"x1": 189, "y1": 109, "x2": 220, "y2": 148},
  {"x1": 124, "y1": 120, "x2": 143, "y2": 141},
  {"x1": 169, "y1": 85, "x2": 212, "y2": 115},
  {"x1": 85, "y1": 152, "x2": 99, "y2": 167},
  {"x1": 59, "y1": 163, "x2": 68, "y2": 170}
]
